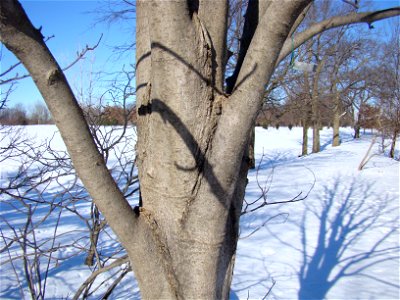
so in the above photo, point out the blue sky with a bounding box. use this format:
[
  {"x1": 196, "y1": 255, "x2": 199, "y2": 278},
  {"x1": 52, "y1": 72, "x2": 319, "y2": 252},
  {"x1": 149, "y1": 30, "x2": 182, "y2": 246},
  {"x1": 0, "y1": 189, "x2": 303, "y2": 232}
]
[
  {"x1": 1, "y1": 0, "x2": 399, "y2": 110},
  {"x1": 1, "y1": 0, "x2": 135, "y2": 109}
]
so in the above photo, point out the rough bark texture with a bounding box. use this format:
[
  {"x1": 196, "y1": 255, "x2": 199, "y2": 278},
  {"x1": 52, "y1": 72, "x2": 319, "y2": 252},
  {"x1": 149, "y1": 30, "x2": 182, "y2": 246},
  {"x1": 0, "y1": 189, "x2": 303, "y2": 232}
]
[
  {"x1": 311, "y1": 59, "x2": 324, "y2": 154},
  {"x1": 134, "y1": 1, "x2": 309, "y2": 298},
  {"x1": 332, "y1": 92, "x2": 342, "y2": 147},
  {"x1": 353, "y1": 108, "x2": 361, "y2": 139},
  {"x1": 331, "y1": 61, "x2": 342, "y2": 147},
  {"x1": 302, "y1": 119, "x2": 310, "y2": 156},
  {"x1": 389, "y1": 130, "x2": 398, "y2": 159},
  {"x1": 354, "y1": 124, "x2": 361, "y2": 139},
  {"x1": 2, "y1": 0, "x2": 399, "y2": 299},
  {"x1": 332, "y1": 108, "x2": 341, "y2": 147}
]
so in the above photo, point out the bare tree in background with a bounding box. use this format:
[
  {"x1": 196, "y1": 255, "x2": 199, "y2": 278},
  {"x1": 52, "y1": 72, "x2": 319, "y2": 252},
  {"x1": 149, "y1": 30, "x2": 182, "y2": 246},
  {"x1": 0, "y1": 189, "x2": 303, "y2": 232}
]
[
  {"x1": 1, "y1": 0, "x2": 399, "y2": 298},
  {"x1": 29, "y1": 102, "x2": 52, "y2": 124},
  {"x1": 324, "y1": 27, "x2": 376, "y2": 147},
  {"x1": 375, "y1": 20, "x2": 400, "y2": 159},
  {"x1": 0, "y1": 66, "x2": 137, "y2": 299},
  {"x1": 0, "y1": 103, "x2": 28, "y2": 125}
]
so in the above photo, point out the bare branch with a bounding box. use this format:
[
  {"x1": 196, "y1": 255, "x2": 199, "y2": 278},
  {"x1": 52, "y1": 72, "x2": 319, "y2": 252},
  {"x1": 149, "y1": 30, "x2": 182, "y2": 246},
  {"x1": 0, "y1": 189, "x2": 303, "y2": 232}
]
[
  {"x1": 278, "y1": 7, "x2": 400, "y2": 64},
  {"x1": 342, "y1": 0, "x2": 359, "y2": 10},
  {"x1": 0, "y1": 0, "x2": 138, "y2": 250},
  {"x1": 62, "y1": 34, "x2": 103, "y2": 72},
  {"x1": 0, "y1": 35, "x2": 102, "y2": 85},
  {"x1": 72, "y1": 256, "x2": 130, "y2": 300}
]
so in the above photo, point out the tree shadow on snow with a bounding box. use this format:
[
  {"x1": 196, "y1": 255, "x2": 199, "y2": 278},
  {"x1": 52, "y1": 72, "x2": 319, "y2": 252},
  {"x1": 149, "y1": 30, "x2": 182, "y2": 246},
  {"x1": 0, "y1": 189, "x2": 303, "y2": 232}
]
[
  {"x1": 298, "y1": 177, "x2": 399, "y2": 299},
  {"x1": 252, "y1": 150, "x2": 297, "y2": 171}
]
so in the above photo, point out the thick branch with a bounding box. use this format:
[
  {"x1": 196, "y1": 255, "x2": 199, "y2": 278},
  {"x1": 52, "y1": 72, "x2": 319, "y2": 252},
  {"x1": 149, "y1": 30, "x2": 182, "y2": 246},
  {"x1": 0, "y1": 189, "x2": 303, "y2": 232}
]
[
  {"x1": 147, "y1": 0, "x2": 192, "y2": 46},
  {"x1": 0, "y1": 0, "x2": 138, "y2": 247},
  {"x1": 288, "y1": 2, "x2": 312, "y2": 37},
  {"x1": 210, "y1": 0, "x2": 312, "y2": 196},
  {"x1": 278, "y1": 7, "x2": 400, "y2": 64},
  {"x1": 135, "y1": 0, "x2": 151, "y2": 97},
  {"x1": 199, "y1": 0, "x2": 228, "y2": 90}
]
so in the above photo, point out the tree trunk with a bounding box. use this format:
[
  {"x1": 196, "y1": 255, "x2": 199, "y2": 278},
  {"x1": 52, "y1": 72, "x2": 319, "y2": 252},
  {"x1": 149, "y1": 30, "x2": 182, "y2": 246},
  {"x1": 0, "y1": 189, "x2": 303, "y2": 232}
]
[
  {"x1": 332, "y1": 109, "x2": 341, "y2": 146},
  {"x1": 331, "y1": 78, "x2": 342, "y2": 146},
  {"x1": 4, "y1": 0, "x2": 397, "y2": 298},
  {"x1": 389, "y1": 129, "x2": 398, "y2": 159},
  {"x1": 311, "y1": 59, "x2": 324, "y2": 153},
  {"x1": 134, "y1": 0, "x2": 248, "y2": 295},
  {"x1": 302, "y1": 119, "x2": 309, "y2": 156},
  {"x1": 332, "y1": 101, "x2": 341, "y2": 146},
  {"x1": 354, "y1": 111, "x2": 361, "y2": 139},
  {"x1": 311, "y1": 92, "x2": 321, "y2": 153},
  {"x1": 134, "y1": 1, "x2": 310, "y2": 297},
  {"x1": 312, "y1": 124, "x2": 320, "y2": 153},
  {"x1": 354, "y1": 127, "x2": 360, "y2": 139}
]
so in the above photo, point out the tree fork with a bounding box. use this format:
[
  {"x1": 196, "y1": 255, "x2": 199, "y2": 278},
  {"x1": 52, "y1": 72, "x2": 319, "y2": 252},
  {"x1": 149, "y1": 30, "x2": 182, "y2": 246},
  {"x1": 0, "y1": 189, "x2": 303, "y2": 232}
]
[{"x1": 3, "y1": 0, "x2": 400, "y2": 298}]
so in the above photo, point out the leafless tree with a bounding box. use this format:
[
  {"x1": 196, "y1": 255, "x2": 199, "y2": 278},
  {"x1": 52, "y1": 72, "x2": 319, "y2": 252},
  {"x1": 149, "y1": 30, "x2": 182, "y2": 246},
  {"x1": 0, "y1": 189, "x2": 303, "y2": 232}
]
[
  {"x1": 1, "y1": 0, "x2": 399, "y2": 298},
  {"x1": 29, "y1": 102, "x2": 52, "y2": 124},
  {"x1": 1, "y1": 103, "x2": 30, "y2": 125},
  {"x1": 374, "y1": 20, "x2": 400, "y2": 159},
  {"x1": 0, "y1": 69, "x2": 137, "y2": 299}
]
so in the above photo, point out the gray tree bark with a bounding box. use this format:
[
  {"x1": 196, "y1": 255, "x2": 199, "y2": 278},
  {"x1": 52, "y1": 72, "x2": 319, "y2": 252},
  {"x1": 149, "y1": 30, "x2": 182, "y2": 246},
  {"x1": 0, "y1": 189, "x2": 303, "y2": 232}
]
[
  {"x1": 302, "y1": 118, "x2": 310, "y2": 156},
  {"x1": 389, "y1": 129, "x2": 398, "y2": 159},
  {"x1": 135, "y1": 2, "x2": 309, "y2": 297},
  {"x1": 1, "y1": 0, "x2": 399, "y2": 298},
  {"x1": 311, "y1": 54, "x2": 324, "y2": 154},
  {"x1": 332, "y1": 103, "x2": 342, "y2": 147}
]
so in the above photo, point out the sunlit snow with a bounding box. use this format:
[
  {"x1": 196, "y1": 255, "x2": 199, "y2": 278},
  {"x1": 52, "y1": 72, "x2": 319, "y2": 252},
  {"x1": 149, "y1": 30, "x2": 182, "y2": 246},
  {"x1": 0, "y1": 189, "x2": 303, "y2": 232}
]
[{"x1": 1, "y1": 126, "x2": 398, "y2": 299}]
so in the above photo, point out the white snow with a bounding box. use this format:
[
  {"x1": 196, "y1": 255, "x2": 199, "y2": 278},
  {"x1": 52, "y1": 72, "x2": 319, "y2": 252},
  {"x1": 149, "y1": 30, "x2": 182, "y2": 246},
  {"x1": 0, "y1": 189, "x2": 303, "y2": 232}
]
[
  {"x1": 1, "y1": 125, "x2": 399, "y2": 299},
  {"x1": 232, "y1": 127, "x2": 399, "y2": 300}
]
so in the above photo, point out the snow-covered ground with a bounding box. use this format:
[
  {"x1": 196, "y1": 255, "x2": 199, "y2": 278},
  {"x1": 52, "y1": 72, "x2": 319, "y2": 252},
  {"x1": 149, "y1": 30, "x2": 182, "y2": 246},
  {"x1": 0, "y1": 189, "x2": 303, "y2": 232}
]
[
  {"x1": 1, "y1": 126, "x2": 399, "y2": 299},
  {"x1": 233, "y1": 127, "x2": 399, "y2": 300}
]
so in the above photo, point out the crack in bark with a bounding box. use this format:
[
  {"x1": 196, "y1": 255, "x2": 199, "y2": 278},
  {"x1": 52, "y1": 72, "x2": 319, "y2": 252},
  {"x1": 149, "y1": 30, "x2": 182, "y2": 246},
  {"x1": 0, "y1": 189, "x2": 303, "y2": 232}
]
[
  {"x1": 177, "y1": 13, "x2": 224, "y2": 228},
  {"x1": 179, "y1": 95, "x2": 227, "y2": 228},
  {"x1": 139, "y1": 207, "x2": 181, "y2": 299}
]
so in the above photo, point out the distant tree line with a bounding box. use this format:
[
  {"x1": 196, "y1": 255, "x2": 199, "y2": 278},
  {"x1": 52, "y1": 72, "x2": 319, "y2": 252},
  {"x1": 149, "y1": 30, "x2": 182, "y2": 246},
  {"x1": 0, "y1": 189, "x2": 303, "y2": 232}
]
[
  {"x1": 0, "y1": 98, "x2": 389, "y2": 140},
  {"x1": 83, "y1": 103, "x2": 137, "y2": 126},
  {"x1": 0, "y1": 99, "x2": 387, "y2": 132},
  {"x1": 255, "y1": 101, "x2": 379, "y2": 131},
  {"x1": 0, "y1": 102, "x2": 52, "y2": 125},
  {"x1": 0, "y1": 102, "x2": 137, "y2": 126}
]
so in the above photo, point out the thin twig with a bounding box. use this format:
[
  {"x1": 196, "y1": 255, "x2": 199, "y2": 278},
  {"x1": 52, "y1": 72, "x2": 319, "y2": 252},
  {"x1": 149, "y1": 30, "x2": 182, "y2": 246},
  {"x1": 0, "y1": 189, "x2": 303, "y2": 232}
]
[{"x1": 72, "y1": 256, "x2": 129, "y2": 300}]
